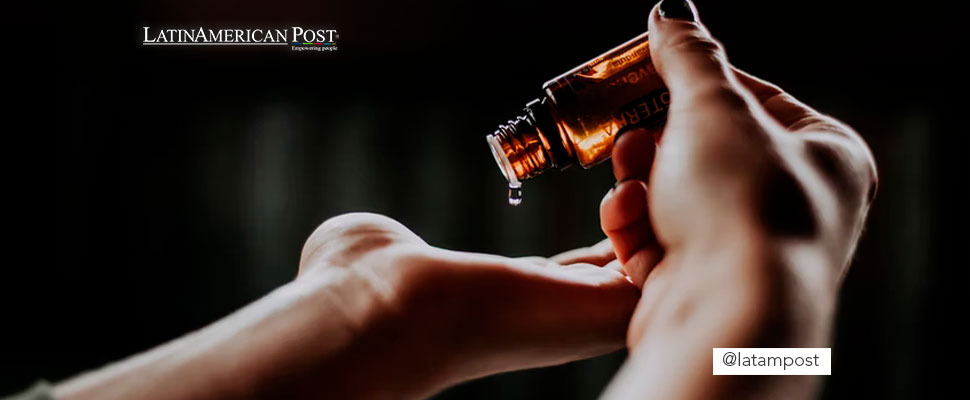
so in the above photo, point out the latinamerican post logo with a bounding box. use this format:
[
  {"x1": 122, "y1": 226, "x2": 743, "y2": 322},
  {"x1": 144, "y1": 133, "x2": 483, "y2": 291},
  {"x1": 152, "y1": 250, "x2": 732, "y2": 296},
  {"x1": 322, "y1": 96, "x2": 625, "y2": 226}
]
[{"x1": 142, "y1": 27, "x2": 339, "y2": 52}]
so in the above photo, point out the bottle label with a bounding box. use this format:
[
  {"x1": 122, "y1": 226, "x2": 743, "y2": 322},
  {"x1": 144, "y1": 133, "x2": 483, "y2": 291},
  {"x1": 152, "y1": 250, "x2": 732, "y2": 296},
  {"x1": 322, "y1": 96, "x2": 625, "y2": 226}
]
[
  {"x1": 543, "y1": 33, "x2": 669, "y2": 167},
  {"x1": 612, "y1": 89, "x2": 670, "y2": 133}
]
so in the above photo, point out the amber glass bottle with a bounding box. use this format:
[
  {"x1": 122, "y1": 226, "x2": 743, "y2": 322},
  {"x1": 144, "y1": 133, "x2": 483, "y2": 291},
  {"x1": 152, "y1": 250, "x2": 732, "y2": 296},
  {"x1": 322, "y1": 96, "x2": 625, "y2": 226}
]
[{"x1": 487, "y1": 31, "x2": 669, "y2": 201}]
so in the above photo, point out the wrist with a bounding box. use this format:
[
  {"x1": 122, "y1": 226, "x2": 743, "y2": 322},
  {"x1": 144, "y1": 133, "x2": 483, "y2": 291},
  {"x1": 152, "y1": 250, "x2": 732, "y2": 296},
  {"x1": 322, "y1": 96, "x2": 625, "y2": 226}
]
[
  {"x1": 232, "y1": 267, "x2": 393, "y2": 397},
  {"x1": 244, "y1": 263, "x2": 445, "y2": 399},
  {"x1": 278, "y1": 249, "x2": 460, "y2": 399}
]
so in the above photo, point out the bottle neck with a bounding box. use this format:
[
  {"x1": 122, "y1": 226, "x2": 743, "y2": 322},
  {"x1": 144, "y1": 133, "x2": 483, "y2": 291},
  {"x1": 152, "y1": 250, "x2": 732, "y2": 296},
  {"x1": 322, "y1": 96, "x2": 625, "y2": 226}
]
[{"x1": 486, "y1": 98, "x2": 570, "y2": 183}]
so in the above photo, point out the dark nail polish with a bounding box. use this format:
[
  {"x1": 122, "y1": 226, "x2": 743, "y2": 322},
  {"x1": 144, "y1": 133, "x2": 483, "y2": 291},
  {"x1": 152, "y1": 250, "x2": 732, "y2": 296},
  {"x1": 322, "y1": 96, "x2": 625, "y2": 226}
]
[{"x1": 659, "y1": 0, "x2": 695, "y2": 21}]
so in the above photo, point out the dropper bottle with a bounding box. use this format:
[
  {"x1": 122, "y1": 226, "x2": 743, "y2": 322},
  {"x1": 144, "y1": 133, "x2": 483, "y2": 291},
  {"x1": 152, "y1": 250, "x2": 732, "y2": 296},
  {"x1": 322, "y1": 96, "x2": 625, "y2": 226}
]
[{"x1": 486, "y1": 31, "x2": 669, "y2": 205}]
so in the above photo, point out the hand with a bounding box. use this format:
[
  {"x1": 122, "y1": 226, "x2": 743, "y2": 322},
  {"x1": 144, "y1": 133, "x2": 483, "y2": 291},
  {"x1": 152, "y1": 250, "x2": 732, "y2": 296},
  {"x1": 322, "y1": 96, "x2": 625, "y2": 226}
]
[
  {"x1": 291, "y1": 213, "x2": 639, "y2": 398},
  {"x1": 55, "y1": 212, "x2": 639, "y2": 400},
  {"x1": 599, "y1": 0, "x2": 876, "y2": 398}
]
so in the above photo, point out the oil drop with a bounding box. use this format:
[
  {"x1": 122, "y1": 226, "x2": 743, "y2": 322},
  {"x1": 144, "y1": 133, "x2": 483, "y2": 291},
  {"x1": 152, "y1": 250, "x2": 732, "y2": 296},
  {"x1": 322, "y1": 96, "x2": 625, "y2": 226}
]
[
  {"x1": 508, "y1": 183, "x2": 523, "y2": 206},
  {"x1": 486, "y1": 30, "x2": 669, "y2": 205}
]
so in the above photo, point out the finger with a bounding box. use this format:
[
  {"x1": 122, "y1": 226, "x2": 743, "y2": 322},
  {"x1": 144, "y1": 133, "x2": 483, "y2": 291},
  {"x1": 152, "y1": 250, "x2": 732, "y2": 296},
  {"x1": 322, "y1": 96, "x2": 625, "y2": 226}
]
[
  {"x1": 550, "y1": 238, "x2": 617, "y2": 267},
  {"x1": 647, "y1": 0, "x2": 771, "y2": 173},
  {"x1": 600, "y1": 180, "x2": 664, "y2": 288},
  {"x1": 732, "y1": 67, "x2": 816, "y2": 130},
  {"x1": 648, "y1": 0, "x2": 749, "y2": 111},
  {"x1": 731, "y1": 67, "x2": 840, "y2": 133},
  {"x1": 600, "y1": 180, "x2": 654, "y2": 262},
  {"x1": 603, "y1": 259, "x2": 628, "y2": 276},
  {"x1": 437, "y1": 250, "x2": 640, "y2": 368},
  {"x1": 731, "y1": 66, "x2": 877, "y2": 202},
  {"x1": 623, "y1": 238, "x2": 665, "y2": 289},
  {"x1": 516, "y1": 256, "x2": 561, "y2": 268},
  {"x1": 611, "y1": 127, "x2": 656, "y2": 183},
  {"x1": 521, "y1": 263, "x2": 641, "y2": 358},
  {"x1": 730, "y1": 67, "x2": 783, "y2": 102}
]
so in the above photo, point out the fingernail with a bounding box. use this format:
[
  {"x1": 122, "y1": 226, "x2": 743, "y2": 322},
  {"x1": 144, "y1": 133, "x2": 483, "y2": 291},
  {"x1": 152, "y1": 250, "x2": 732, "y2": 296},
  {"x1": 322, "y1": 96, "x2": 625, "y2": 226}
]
[
  {"x1": 614, "y1": 179, "x2": 628, "y2": 190},
  {"x1": 659, "y1": 0, "x2": 695, "y2": 21}
]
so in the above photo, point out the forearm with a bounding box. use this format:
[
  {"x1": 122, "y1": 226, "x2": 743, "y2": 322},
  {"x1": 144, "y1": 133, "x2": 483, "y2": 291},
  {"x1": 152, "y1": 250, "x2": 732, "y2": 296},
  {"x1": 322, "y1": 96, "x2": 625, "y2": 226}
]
[{"x1": 53, "y1": 267, "x2": 413, "y2": 400}]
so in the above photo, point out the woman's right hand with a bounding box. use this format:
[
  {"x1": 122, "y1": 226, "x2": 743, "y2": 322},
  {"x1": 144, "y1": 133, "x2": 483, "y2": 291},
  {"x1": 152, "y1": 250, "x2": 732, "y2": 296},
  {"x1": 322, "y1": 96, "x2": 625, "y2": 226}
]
[{"x1": 599, "y1": 0, "x2": 876, "y2": 398}]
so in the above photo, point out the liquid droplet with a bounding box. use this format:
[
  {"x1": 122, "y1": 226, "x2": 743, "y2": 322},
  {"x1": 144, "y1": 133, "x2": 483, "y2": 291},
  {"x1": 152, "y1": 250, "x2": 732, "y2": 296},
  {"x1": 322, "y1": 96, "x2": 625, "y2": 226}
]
[{"x1": 508, "y1": 184, "x2": 523, "y2": 206}]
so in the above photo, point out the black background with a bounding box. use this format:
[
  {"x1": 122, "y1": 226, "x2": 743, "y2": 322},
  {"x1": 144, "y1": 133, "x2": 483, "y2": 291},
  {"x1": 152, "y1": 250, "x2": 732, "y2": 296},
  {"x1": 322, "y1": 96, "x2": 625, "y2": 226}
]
[{"x1": 10, "y1": 0, "x2": 965, "y2": 398}]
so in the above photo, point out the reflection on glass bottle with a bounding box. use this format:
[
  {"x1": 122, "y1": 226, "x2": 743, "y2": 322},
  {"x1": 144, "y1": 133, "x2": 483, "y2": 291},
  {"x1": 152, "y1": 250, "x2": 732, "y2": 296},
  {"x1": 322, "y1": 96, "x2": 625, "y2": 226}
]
[{"x1": 486, "y1": 31, "x2": 669, "y2": 205}]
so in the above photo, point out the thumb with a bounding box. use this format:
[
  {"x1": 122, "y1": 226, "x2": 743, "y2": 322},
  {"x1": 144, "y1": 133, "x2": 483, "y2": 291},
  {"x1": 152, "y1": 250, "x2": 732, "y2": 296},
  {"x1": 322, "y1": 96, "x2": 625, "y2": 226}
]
[
  {"x1": 646, "y1": 0, "x2": 770, "y2": 191},
  {"x1": 648, "y1": 0, "x2": 746, "y2": 109}
]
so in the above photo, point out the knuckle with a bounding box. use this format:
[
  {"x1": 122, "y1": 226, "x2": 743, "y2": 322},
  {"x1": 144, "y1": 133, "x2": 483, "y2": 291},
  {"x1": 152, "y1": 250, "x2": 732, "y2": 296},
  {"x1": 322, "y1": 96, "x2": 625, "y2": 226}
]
[
  {"x1": 788, "y1": 113, "x2": 845, "y2": 134},
  {"x1": 759, "y1": 80, "x2": 786, "y2": 97},
  {"x1": 667, "y1": 31, "x2": 725, "y2": 57},
  {"x1": 803, "y1": 135, "x2": 879, "y2": 206},
  {"x1": 762, "y1": 91, "x2": 800, "y2": 111}
]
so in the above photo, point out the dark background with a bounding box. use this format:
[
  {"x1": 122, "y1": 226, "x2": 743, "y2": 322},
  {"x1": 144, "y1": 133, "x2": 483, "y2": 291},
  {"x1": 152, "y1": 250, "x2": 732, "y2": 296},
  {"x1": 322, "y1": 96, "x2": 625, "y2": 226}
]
[{"x1": 11, "y1": 0, "x2": 964, "y2": 398}]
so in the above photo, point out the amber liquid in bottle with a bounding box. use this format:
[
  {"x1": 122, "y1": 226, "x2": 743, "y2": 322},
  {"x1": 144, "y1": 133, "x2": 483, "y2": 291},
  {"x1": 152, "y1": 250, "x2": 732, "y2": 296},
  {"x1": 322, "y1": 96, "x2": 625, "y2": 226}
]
[{"x1": 487, "y1": 31, "x2": 668, "y2": 205}]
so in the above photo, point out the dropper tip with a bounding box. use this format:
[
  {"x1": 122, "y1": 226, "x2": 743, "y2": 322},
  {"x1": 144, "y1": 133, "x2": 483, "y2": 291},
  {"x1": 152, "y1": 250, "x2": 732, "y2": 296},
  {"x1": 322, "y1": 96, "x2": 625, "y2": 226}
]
[{"x1": 508, "y1": 184, "x2": 523, "y2": 206}]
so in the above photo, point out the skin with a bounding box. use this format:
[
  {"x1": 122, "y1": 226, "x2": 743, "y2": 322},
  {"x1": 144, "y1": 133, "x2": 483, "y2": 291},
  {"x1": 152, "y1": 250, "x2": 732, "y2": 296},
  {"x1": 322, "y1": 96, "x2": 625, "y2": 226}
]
[
  {"x1": 600, "y1": 2, "x2": 875, "y2": 398},
  {"x1": 53, "y1": 1, "x2": 876, "y2": 399},
  {"x1": 54, "y1": 220, "x2": 639, "y2": 400}
]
